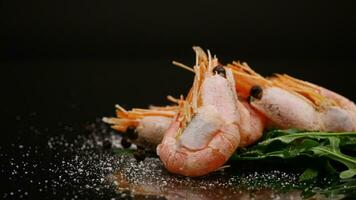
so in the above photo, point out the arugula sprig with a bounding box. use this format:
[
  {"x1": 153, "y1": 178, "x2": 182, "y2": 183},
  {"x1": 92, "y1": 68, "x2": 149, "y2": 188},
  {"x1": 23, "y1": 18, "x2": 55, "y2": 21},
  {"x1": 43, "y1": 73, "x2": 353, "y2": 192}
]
[{"x1": 232, "y1": 130, "x2": 356, "y2": 179}]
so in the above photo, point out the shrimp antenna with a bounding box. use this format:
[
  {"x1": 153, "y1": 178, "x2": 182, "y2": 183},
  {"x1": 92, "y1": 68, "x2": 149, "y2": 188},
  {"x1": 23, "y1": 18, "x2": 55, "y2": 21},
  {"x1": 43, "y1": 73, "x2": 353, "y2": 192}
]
[
  {"x1": 207, "y1": 49, "x2": 212, "y2": 71},
  {"x1": 172, "y1": 61, "x2": 195, "y2": 73},
  {"x1": 115, "y1": 104, "x2": 128, "y2": 114}
]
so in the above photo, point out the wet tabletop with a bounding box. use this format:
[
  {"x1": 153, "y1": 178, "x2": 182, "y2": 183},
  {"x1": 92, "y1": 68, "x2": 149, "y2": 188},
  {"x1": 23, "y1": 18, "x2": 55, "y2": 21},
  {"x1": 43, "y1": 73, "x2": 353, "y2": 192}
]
[{"x1": 1, "y1": 117, "x2": 336, "y2": 200}]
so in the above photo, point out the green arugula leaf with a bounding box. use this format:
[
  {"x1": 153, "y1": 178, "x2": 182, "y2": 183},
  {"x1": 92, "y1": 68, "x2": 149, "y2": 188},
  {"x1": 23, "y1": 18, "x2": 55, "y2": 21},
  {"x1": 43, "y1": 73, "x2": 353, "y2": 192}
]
[
  {"x1": 233, "y1": 130, "x2": 356, "y2": 179},
  {"x1": 299, "y1": 168, "x2": 319, "y2": 181},
  {"x1": 311, "y1": 137, "x2": 356, "y2": 179}
]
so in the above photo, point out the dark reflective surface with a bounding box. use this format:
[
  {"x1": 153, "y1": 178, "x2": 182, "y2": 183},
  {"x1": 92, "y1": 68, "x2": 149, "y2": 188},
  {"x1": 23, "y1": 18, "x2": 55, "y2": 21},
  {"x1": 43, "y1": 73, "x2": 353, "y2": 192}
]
[
  {"x1": 3, "y1": 112, "x2": 352, "y2": 200},
  {"x1": 113, "y1": 157, "x2": 305, "y2": 200},
  {"x1": 0, "y1": 118, "x2": 325, "y2": 200}
]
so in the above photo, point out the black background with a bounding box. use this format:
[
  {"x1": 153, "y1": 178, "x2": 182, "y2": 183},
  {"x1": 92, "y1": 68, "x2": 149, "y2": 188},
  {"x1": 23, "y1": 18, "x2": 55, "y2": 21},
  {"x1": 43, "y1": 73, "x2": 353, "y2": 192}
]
[{"x1": 1, "y1": 0, "x2": 356, "y2": 151}]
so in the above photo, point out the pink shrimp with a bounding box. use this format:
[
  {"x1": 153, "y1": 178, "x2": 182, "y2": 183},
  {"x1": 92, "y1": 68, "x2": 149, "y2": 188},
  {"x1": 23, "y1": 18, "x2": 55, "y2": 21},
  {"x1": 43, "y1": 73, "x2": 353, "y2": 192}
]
[
  {"x1": 104, "y1": 47, "x2": 356, "y2": 177},
  {"x1": 103, "y1": 103, "x2": 178, "y2": 149},
  {"x1": 229, "y1": 61, "x2": 356, "y2": 132},
  {"x1": 156, "y1": 48, "x2": 265, "y2": 176}
]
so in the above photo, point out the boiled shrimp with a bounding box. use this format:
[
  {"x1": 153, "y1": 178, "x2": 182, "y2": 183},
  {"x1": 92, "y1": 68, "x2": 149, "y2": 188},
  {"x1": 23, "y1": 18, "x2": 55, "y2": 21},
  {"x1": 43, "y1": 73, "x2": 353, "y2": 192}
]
[
  {"x1": 104, "y1": 47, "x2": 356, "y2": 177},
  {"x1": 103, "y1": 103, "x2": 178, "y2": 149},
  {"x1": 173, "y1": 47, "x2": 356, "y2": 132},
  {"x1": 156, "y1": 48, "x2": 265, "y2": 176},
  {"x1": 228, "y1": 61, "x2": 356, "y2": 132}
]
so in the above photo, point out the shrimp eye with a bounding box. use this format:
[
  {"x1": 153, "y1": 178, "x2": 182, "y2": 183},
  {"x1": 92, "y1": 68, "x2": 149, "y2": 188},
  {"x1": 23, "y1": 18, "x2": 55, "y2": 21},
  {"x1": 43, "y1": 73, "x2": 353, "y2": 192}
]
[
  {"x1": 250, "y1": 85, "x2": 263, "y2": 100},
  {"x1": 121, "y1": 137, "x2": 132, "y2": 149},
  {"x1": 212, "y1": 65, "x2": 226, "y2": 78},
  {"x1": 126, "y1": 126, "x2": 138, "y2": 140}
]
